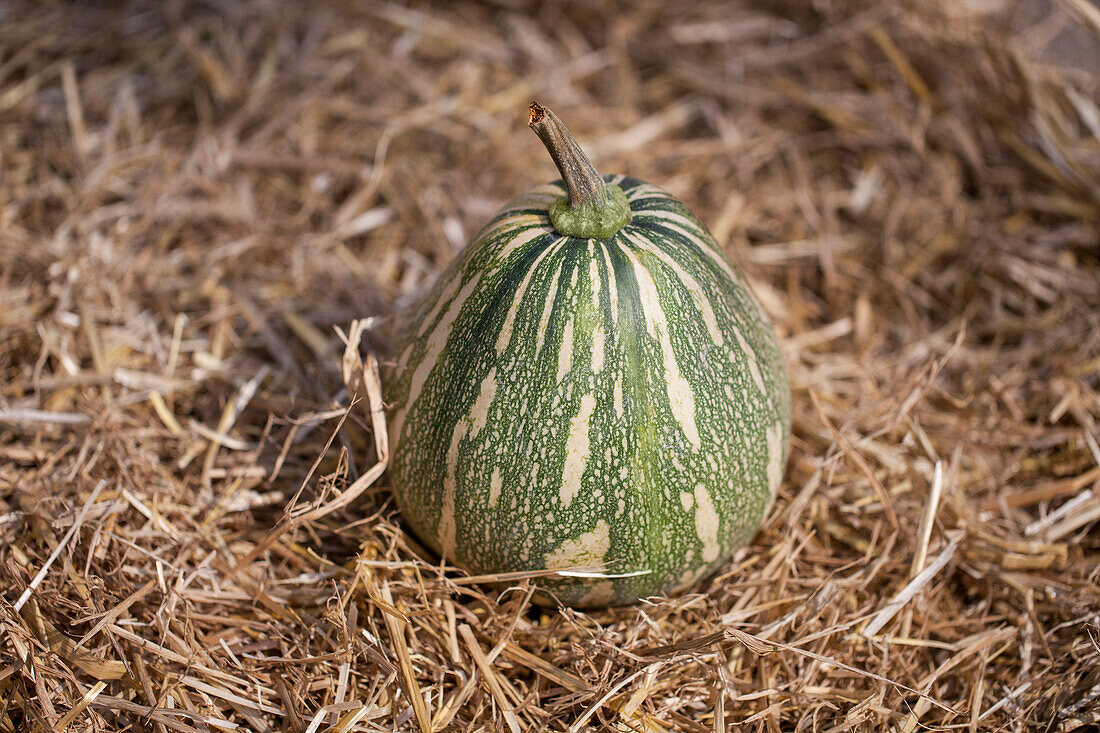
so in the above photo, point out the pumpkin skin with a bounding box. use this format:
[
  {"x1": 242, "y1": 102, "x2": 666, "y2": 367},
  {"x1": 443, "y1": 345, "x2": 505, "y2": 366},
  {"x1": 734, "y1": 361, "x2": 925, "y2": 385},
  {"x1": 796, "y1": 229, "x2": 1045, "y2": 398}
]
[{"x1": 385, "y1": 173, "x2": 791, "y2": 607}]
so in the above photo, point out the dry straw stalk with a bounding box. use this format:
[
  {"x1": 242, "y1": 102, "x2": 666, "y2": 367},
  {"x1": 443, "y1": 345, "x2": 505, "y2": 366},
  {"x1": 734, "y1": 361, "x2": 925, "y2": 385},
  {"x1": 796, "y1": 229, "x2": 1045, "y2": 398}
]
[{"x1": 1, "y1": 1, "x2": 1098, "y2": 731}]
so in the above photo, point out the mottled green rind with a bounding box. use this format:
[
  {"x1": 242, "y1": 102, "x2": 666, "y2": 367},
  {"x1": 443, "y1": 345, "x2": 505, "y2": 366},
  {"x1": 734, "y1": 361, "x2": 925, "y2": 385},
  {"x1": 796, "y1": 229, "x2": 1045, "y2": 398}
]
[
  {"x1": 549, "y1": 185, "x2": 630, "y2": 240},
  {"x1": 385, "y1": 175, "x2": 791, "y2": 608}
]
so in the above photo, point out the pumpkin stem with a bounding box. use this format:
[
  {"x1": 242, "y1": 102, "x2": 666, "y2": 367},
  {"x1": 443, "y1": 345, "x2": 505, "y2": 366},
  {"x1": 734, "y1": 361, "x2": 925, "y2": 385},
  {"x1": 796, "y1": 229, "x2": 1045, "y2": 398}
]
[{"x1": 528, "y1": 101, "x2": 630, "y2": 239}]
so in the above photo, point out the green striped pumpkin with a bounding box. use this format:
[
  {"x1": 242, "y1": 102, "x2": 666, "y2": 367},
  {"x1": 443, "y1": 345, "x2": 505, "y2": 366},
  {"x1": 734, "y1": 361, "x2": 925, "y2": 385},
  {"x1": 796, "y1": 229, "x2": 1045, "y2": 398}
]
[{"x1": 386, "y1": 104, "x2": 790, "y2": 607}]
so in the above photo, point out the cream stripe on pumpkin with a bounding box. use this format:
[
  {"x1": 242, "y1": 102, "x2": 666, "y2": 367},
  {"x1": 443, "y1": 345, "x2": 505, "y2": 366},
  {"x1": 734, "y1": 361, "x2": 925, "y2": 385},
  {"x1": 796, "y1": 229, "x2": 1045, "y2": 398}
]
[
  {"x1": 473, "y1": 214, "x2": 539, "y2": 247},
  {"x1": 467, "y1": 369, "x2": 497, "y2": 438},
  {"x1": 408, "y1": 272, "x2": 482, "y2": 406},
  {"x1": 440, "y1": 422, "x2": 466, "y2": 561},
  {"x1": 587, "y1": 252, "x2": 605, "y2": 373},
  {"x1": 535, "y1": 258, "x2": 565, "y2": 359},
  {"x1": 623, "y1": 181, "x2": 669, "y2": 202},
  {"x1": 560, "y1": 393, "x2": 596, "y2": 509},
  {"x1": 599, "y1": 241, "x2": 619, "y2": 325},
  {"x1": 692, "y1": 483, "x2": 721, "y2": 563},
  {"x1": 544, "y1": 518, "x2": 610, "y2": 568},
  {"x1": 633, "y1": 213, "x2": 768, "y2": 395},
  {"x1": 494, "y1": 223, "x2": 554, "y2": 263},
  {"x1": 636, "y1": 208, "x2": 734, "y2": 263},
  {"x1": 624, "y1": 231, "x2": 725, "y2": 348},
  {"x1": 730, "y1": 323, "x2": 766, "y2": 395},
  {"x1": 495, "y1": 236, "x2": 564, "y2": 355},
  {"x1": 622, "y1": 247, "x2": 701, "y2": 450},
  {"x1": 556, "y1": 314, "x2": 574, "y2": 383},
  {"x1": 417, "y1": 273, "x2": 463, "y2": 337},
  {"x1": 488, "y1": 467, "x2": 503, "y2": 508}
]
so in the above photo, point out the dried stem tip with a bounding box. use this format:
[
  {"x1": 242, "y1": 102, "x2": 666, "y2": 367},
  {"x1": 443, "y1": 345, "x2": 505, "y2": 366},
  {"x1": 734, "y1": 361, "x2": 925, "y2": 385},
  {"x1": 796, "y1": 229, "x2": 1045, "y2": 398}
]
[{"x1": 528, "y1": 101, "x2": 630, "y2": 239}]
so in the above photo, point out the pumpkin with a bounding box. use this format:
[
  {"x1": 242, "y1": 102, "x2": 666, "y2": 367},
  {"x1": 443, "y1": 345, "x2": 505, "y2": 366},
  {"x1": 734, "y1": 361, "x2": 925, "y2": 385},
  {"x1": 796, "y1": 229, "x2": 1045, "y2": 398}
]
[{"x1": 385, "y1": 102, "x2": 790, "y2": 607}]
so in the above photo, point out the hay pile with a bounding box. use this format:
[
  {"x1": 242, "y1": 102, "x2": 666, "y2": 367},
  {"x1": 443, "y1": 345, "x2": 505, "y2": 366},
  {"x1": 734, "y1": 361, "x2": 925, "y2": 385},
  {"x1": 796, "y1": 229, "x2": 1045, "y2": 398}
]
[{"x1": 2, "y1": 1, "x2": 1099, "y2": 730}]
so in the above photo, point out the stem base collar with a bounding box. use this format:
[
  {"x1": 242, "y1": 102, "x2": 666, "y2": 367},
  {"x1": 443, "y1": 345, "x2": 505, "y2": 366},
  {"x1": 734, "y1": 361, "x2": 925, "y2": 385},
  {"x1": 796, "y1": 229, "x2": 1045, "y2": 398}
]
[{"x1": 549, "y1": 184, "x2": 630, "y2": 240}]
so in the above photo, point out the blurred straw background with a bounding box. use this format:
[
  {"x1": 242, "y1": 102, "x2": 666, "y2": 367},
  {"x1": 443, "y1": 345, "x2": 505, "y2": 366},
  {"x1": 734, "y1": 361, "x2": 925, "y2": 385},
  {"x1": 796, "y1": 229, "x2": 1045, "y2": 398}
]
[{"x1": 1, "y1": 0, "x2": 1099, "y2": 730}]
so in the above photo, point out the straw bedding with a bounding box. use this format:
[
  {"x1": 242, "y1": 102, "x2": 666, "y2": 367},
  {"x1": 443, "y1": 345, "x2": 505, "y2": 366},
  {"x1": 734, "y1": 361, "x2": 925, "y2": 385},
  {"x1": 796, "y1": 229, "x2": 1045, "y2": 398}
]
[{"x1": 1, "y1": 1, "x2": 1098, "y2": 730}]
